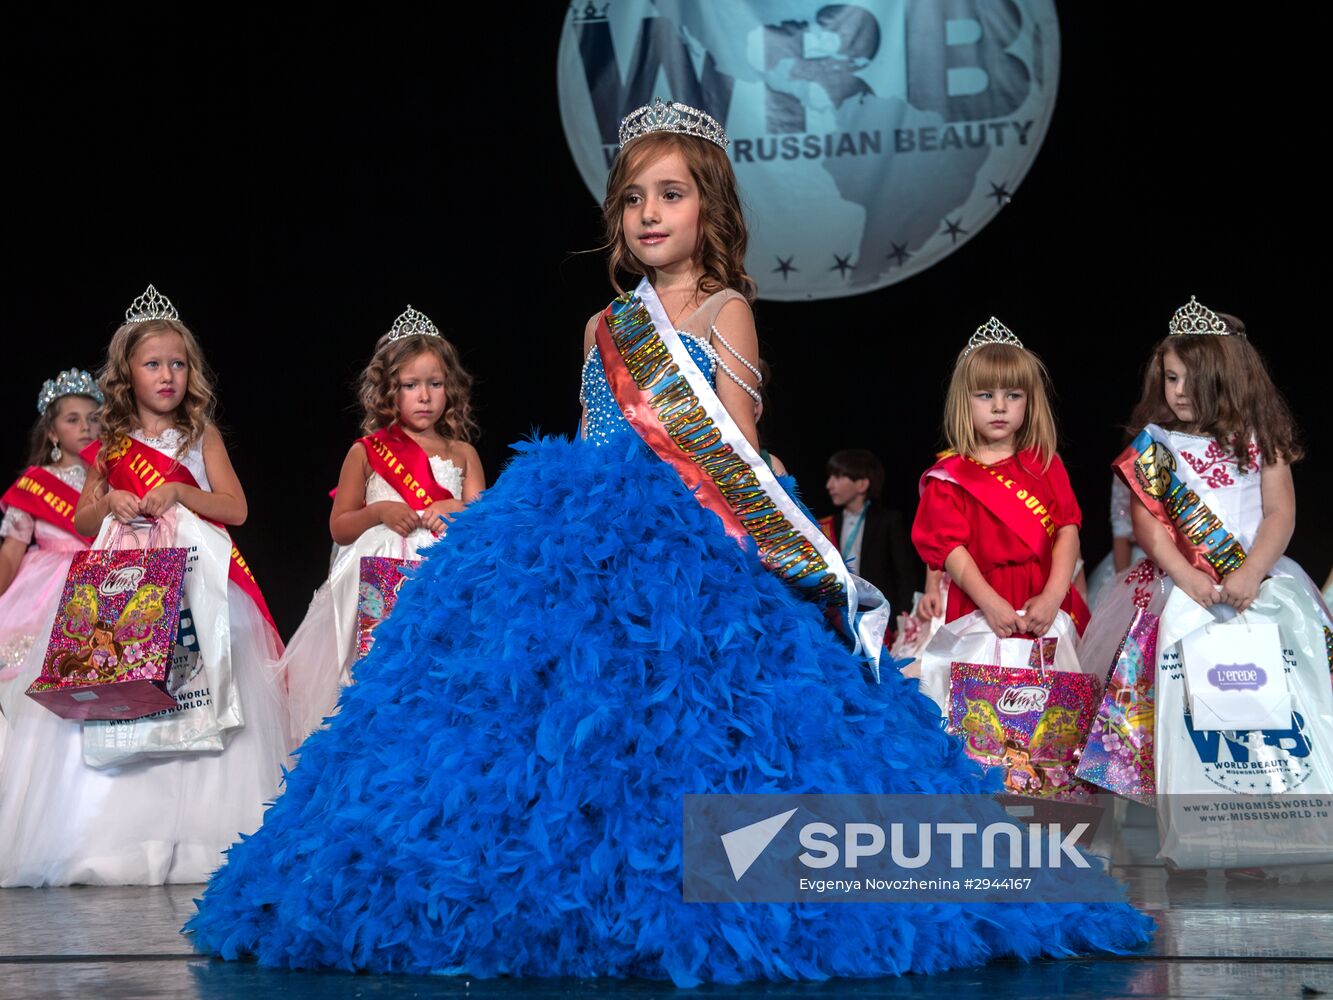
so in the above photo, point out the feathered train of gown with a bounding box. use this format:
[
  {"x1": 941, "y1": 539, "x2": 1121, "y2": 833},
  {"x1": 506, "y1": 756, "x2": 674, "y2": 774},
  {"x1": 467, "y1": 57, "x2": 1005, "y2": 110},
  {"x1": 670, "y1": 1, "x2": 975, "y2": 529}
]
[{"x1": 186, "y1": 329, "x2": 1152, "y2": 985}]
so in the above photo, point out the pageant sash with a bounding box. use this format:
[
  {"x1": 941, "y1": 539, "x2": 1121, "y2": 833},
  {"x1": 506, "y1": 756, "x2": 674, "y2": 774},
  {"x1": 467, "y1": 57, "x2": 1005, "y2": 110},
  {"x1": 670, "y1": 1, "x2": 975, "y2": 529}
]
[
  {"x1": 922, "y1": 451, "x2": 1090, "y2": 629},
  {"x1": 85, "y1": 436, "x2": 279, "y2": 633},
  {"x1": 596, "y1": 278, "x2": 890, "y2": 675},
  {"x1": 356, "y1": 425, "x2": 455, "y2": 511},
  {"x1": 1, "y1": 466, "x2": 90, "y2": 542},
  {"x1": 1114, "y1": 424, "x2": 1247, "y2": 581},
  {"x1": 923, "y1": 452, "x2": 1059, "y2": 565}
]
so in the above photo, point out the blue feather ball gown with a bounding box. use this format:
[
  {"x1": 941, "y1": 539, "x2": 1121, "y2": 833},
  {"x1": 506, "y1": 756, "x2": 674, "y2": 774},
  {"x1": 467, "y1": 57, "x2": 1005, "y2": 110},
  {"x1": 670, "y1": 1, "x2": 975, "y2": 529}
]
[{"x1": 186, "y1": 331, "x2": 1152, "y2": 985}]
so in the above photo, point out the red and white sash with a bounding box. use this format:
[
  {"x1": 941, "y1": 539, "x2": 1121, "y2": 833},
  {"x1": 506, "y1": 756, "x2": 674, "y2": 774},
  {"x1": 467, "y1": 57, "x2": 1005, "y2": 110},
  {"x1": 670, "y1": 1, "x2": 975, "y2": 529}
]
[
  {"x1": 1, "y1": 466, "x2": 90, "y2": 543},
  {"x1": 356, "y1": 425, "x2": 455, "y2": 511},
  {"x1": 84, "y1": 435, "x2": 278, "y2": 633}
]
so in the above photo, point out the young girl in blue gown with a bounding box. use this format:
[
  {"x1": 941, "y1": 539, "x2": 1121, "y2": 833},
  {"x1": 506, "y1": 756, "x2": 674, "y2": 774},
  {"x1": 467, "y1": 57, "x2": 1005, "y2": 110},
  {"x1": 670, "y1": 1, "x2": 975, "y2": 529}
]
[{"x1": 186, "y1": 100, "x2": 1152, "y2": 986}]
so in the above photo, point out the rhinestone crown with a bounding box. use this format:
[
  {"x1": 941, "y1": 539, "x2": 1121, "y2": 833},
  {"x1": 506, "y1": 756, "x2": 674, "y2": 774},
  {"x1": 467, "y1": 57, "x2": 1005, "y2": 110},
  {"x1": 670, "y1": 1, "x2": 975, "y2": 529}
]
[
  {"x1": 386, "y1": 305, "x2": 441, "y2": 341},
  {"x1": 963, "y1": 317, "x2": 1024, "y2": 356},
  {"x1": 125, "y1": 284, "x2": 180, "y2": 324},
  {"x1": 37, "y1": 368, "x2": 103, "y2": 414},
  {"x1": 1169, "y1": 295, "x2": 1232, "y2": 337},
  {"x1": 618, "y1": 98, "x2": 729, "y2": 150}
]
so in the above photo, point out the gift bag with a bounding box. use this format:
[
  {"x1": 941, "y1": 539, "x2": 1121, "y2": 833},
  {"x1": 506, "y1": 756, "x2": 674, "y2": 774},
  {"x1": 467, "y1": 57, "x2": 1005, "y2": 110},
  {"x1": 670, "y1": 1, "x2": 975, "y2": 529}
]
[
  {"x1": 1180, "y1": 618, "x2": 1291, "y2": 731},
  {"x1": 1074, "y1": 559, "x2": 1169, "y2": 801},
  {"x1": 947, "y1": 635, "x2": 1101, "y2": 800},
  {"x1": 357, "y1": 556, "x2": 419, "y2": 659},
  {"x1": 919, "y1": 609, "x2": 1085, "y2": 711},
  {"x1": 1075, "y1": 605, "x2": 1160, "y2": 800},
  {"x1": 1156, "y1": 579, "x2": 1333, "y2": 869},
  {"x1": 26, "y1": 536, "x2": 187, "y2": 721},
  {"x1": 81, "y1": 508, "x2": 241, "y2": 767}
]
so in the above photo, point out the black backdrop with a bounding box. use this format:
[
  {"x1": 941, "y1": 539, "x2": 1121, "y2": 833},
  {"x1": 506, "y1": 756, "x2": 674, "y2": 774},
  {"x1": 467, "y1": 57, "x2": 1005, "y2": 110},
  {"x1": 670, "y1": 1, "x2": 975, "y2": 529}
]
[{"x1": 9, "y1": 7, "x2": 1328, "y2": 637}]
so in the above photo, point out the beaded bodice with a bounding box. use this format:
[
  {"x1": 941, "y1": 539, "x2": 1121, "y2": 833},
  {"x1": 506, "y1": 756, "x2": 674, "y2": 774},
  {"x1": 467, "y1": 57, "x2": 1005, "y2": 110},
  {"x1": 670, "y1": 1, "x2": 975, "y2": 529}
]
[
  {"x1": 580, "y1": 334, "x2": 718, "y2": 446},
  {"x1": 579, "y1": 288, "x2": 753, "y2": 446}
]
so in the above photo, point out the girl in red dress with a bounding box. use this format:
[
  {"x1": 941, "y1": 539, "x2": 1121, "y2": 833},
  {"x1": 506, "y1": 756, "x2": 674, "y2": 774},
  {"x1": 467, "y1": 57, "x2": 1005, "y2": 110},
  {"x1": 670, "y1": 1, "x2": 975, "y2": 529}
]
[{"x1": 912, "y1": 319, "x2": 1089, "y2": 638}]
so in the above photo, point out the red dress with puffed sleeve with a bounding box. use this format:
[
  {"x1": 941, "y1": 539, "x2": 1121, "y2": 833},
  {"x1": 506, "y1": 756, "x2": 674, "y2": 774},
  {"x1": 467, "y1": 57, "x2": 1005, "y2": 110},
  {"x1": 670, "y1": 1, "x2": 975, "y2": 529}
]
[{"x1": 911, "y1": 451, "x2": 1088, "y2": 634}]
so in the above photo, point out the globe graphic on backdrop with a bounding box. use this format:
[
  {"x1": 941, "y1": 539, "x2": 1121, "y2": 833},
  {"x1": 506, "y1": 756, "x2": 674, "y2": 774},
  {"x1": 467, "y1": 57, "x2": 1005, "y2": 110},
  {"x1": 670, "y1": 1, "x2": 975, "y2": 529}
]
[{"x1": 558, "y1": 0, "x2": 1060, "y2": 301}]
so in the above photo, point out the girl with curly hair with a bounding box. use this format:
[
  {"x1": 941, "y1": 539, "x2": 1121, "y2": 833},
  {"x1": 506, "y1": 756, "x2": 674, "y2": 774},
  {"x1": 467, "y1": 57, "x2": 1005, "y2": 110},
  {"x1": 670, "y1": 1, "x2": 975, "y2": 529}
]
[
  {"x1": 1, "y1": 285, "x2": 290, "y2": 887},
  {"x1": 280, "y1": 306, "x2": 484, "y2": 741}
]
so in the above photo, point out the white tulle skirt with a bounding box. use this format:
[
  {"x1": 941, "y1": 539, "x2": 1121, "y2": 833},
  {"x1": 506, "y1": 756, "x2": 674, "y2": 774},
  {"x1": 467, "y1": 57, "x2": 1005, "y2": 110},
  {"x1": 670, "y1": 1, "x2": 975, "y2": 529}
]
[
  {"x1": 0, "y1": 546, "x2": 84, "y2": 767},
  {"x1": 281, "y1": 524, "x2": 435, "y2": 743},
  {"x1": 0, "y1": 580, "x2": 288, "y2": 886}
]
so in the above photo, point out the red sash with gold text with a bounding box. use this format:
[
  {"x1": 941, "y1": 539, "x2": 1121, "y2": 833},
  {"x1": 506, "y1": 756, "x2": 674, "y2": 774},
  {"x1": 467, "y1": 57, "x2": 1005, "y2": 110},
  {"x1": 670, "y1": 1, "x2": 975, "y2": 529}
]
[
  {"x1": 84, "y1": 436, "x2": 278, "y2": 633},
  {"x1": 1, "y1": 466, "x2": 91, "y2": 543},
  {"x1": 922, "y1": 451, "x2": 1089, "y2": 628},
  {"x1": 356, "y1": 425, "x2": 454, "y2": 511}
]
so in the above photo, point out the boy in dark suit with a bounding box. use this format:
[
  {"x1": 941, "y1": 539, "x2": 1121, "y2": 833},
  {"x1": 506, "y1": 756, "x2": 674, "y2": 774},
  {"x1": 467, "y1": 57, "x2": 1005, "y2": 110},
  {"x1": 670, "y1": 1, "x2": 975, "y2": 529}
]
[{"x1": 820, "y1": 449, "x2": 918, "y2": 618}]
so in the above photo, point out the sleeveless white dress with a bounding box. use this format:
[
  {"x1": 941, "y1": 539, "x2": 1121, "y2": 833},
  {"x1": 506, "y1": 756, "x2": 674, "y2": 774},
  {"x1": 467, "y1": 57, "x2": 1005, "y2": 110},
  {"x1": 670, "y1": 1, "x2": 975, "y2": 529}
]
[{"x1": 281, "y1": 454, "x2": 464, "y2": 742}]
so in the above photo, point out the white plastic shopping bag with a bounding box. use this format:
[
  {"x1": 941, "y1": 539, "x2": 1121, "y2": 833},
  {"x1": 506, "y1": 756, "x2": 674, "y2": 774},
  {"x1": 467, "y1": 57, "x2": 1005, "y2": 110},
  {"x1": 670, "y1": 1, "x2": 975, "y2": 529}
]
[
  {"x1": 1155, "y1": 579, "x2": 1333, "y2": 869},
  {"x1": 917, "y1": 609, "x2": 1086, "y2": 712},
  {"x1": 1180, "y1": 618, "x2": 1291, "y2": 731},
  {"x1": 81, "y1": 507, "x2": 242, "y2": 767}
]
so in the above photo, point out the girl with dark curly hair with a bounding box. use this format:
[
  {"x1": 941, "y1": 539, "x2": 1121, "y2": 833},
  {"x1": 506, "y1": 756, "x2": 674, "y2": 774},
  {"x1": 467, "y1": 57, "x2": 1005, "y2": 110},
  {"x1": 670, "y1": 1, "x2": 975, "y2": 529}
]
[{"x1": 280, "y1": 305, "x2": 484, "y2": 741}]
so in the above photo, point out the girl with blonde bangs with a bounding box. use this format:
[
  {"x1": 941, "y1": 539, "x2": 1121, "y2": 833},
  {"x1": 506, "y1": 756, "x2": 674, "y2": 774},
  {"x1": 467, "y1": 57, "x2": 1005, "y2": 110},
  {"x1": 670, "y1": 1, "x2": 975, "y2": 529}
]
[
  {"x1": 915, "y1": 324, "x2": 1090, "y2": 639},
  {"x1": 944, "y1": 343, "x2": 1058, "y2": 468},
  {"x1": 279, "y1": 310, "x2": 485, "y2": 743},
  {"x1": 1, "y1": 285, "x2": 290, "y2": 888}
]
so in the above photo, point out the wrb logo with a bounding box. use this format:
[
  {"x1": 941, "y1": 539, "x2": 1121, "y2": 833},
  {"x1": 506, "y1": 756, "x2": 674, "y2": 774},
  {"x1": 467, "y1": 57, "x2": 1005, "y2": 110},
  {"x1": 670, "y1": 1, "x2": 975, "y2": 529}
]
[{"x1": 1188, "y1": 712, "x2": 1311, "y2": 764}]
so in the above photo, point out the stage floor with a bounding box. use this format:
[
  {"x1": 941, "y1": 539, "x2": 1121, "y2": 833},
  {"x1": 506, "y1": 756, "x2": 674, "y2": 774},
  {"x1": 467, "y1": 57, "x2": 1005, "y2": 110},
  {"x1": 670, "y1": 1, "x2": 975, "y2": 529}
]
[{"x1": 2, "y1": 817, "x2": 1330, "y2": 999}]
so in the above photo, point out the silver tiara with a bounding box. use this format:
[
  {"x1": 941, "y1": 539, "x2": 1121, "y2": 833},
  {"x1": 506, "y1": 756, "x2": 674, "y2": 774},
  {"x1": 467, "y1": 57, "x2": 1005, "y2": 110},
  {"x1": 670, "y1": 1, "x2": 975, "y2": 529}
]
[
  {"x1": 1169, "y1": 295, "x2": 1232, "y2": 337},
  {"x1": 618, "y1": 98, "x2": 729, "y2": 150},
  {"x1": 386, "y1": 305, "x2": 441, "y2": 341},
  {"x1": 37, "y1": 368, "x2": 103, "y2": 414},
  {"x1": 125, "y1": 284, "x2": 180, "y2": 324},
  {"x1": 963, "y1": 317, "x2": 1024, "y2": 356}
]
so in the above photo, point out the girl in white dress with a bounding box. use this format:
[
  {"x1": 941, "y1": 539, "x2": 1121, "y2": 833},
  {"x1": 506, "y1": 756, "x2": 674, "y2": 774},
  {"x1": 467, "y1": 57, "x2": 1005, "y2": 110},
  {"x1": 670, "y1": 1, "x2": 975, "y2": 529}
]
[
  {"x1": 1077, "y1": 297, "x2": 1332, "y2": 870},
  {"x1": 281, "y1": 306, "x2": 484, "y2": 742},
  {"x1": 0, "y1": 285, "x2": 290, "y2": 886},
  {"x1": 0, "y1": 371, "x2": 102, "y2": 760}
]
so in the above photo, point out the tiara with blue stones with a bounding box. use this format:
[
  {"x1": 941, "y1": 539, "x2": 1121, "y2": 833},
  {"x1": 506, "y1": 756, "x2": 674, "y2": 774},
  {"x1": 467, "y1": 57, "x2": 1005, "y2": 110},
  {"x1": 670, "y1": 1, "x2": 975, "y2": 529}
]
[
  {"x1": 1169, "y1": 296, "x2": 1232, "y2": 336},
  {"x1": 963, "y1": 317, "x2": 1024, "y2": 356},
  {"x1": 37, "y1": 368, "x2": 103, "y2": 414},
  {"x1": 618, "y1": 98, "x2": 729, "y2": 150},
  {"x1": 386, "y1": 305, "x2": 441, "y2": 341}
]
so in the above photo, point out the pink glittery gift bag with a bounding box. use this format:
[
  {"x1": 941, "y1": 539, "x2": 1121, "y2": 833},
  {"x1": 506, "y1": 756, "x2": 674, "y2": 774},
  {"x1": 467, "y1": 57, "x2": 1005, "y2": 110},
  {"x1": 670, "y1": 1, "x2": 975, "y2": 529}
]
[
  {"x1": 947, "y1": 640, "x2": 1100, "y2": 800},
  {"x1": 356, "y1": 556, "x2": 420, "y2": 660},
  {"x1": 26, "y1": 543, "x2": 188, "y2": 721}
]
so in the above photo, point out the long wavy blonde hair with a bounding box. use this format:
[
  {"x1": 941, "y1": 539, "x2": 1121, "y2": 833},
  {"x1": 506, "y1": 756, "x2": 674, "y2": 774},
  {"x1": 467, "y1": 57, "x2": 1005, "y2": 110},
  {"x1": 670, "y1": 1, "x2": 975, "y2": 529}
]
[
  {"x1": 357, "y1": 333, "x2": 478, "y2": 443},
  {"x1": 602, "y1": 132, "x2": 756, "y2": 303},
  {"x1": 943, "y1": 343, "x2": 1059, "y2": 470},
  {"x1": 96, "y1": 319, "x2": 216, "y2": 462}
]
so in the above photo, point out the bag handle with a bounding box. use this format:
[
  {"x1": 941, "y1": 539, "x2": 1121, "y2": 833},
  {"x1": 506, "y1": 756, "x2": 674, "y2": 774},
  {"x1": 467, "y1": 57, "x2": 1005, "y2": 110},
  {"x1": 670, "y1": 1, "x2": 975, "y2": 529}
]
[
  {"x1": 991, "y1": 632, "x2": 1054, "y2": 675},
  {"x1": 1205, "y1": 610, "x2": 1253, "y2": 635}
]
